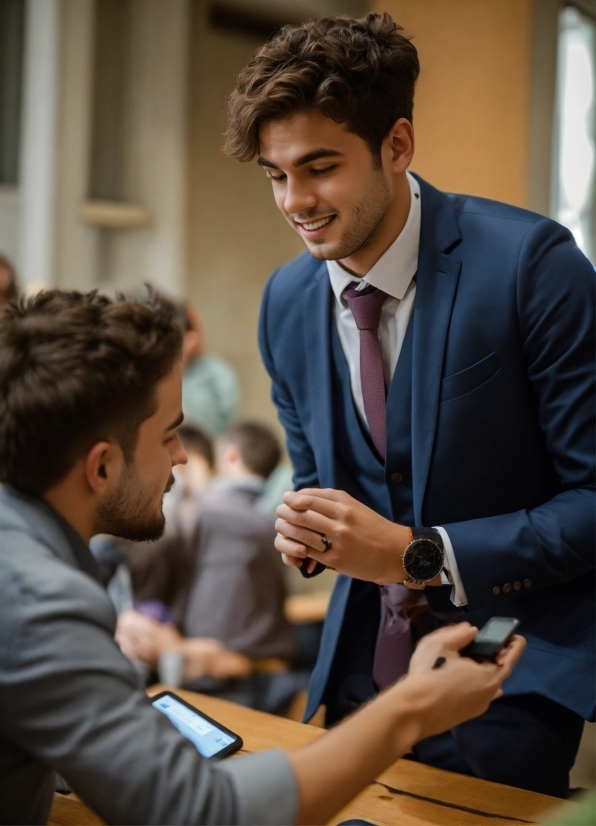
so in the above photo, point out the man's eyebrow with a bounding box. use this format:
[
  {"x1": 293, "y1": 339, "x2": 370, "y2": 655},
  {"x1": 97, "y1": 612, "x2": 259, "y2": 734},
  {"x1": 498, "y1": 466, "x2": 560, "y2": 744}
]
[
  {"x1": 166, "y1": 411, "x2": 184, "y2": 432},
  {"x1": 257, "y1": 148, "x2": 345, "y2": 169}
]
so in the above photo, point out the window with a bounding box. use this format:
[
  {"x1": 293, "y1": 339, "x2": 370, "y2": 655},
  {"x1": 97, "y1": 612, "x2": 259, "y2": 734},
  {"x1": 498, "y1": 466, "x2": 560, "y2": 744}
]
[
  {"x1": 0, "y1": 0, "x2": 25, "y2": 185},
  {"x1": 552, "y1": 5, "x2": 595, "y2": 263}
]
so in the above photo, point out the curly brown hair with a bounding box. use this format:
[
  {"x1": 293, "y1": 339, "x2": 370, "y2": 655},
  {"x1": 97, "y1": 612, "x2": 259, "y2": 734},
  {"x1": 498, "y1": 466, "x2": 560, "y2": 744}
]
[
  {"x1": 0, "y1": 289, "x2": 182, "y2": 495},
  {"x1": 223, "y1": 12, "x2": 419, "y2": 163}
]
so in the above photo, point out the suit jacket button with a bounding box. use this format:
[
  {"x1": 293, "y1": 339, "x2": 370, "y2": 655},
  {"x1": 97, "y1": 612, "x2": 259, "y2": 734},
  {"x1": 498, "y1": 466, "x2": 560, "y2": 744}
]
[
  {"x1": 390, "y1": 471, "x2": 403, "y2": 483},
  {"x1": 513, "y1": 581, "x2": 521, "y2": 591},
  {"x1": 523, "y1": 579, "x2": 532, "y2": 589},
  {"x1": 492, "y1": 585, "x2": 501, "y2": 595},
  {"x1": 503, "y1": 583, "x2": 512, "y2": 593}
]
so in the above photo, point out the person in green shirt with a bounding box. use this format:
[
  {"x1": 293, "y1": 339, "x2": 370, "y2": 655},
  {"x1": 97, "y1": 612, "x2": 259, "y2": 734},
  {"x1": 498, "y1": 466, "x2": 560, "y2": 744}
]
[{"x1": 178, "y1": 302, "x2": 240, "y2": 437}]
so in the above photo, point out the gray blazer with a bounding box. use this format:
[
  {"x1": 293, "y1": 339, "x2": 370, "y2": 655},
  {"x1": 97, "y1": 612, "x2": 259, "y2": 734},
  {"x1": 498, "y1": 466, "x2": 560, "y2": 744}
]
[
  {"x1": 181, "y1": 482, "x2": 296, "y2": 661},
  {"x1": 0, "y1": 485, "x2": 297, "y2": 825}
]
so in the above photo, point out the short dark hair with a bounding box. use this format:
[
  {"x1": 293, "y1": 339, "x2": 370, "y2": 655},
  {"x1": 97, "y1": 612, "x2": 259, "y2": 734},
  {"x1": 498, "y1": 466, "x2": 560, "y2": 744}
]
[
  {"x1": 222, "y1": 421, "x2": 281, "y2": 479},
  {"x1": 223, "y1": 12, "x2": 419, "y2": 162},
  {"x1": 179, "y1": 424, "x2": 215, "y2": 468},
  {"x1": 0, "y1": 289, "x2": 182, "y2": 495}
]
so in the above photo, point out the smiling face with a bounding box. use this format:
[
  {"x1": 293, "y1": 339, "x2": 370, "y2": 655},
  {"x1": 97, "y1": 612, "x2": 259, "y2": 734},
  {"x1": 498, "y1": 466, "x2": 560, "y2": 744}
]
[
  {"x1": 258, "y1": 110, "x2": 413, "y2": 275},
  {"x1": 96, "y1": 361, "x2": 187, "y2": 541}
]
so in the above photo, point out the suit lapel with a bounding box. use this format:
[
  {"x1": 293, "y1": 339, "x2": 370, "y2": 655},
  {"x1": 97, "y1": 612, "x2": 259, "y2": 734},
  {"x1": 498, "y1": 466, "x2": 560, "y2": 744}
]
[
  {"x1": 411, "y1": 177, "x2": 462, "y2": 524},
  {"x1": 303, "y1": 261, "x2": 335, "y2": 487}
]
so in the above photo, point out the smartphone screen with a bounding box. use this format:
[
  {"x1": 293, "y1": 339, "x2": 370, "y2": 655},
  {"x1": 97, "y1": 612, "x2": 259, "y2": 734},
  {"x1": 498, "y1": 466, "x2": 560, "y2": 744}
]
[
  {"x1": 475, "y1": 617, "x2": 519, "y2": 645},
  {"x1": 152, "y1": 692, "x2": 242, "y2": 759},
  {"x1": 462, "y1": 617, "x2": 520, "y2": 661}
]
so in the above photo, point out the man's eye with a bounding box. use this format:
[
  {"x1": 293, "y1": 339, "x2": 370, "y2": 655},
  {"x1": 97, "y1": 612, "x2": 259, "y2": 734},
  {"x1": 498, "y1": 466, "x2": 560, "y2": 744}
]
[
  {"x1": 267, "y1": 173, "x2": 286, "y2": 182},
  {"x1": 311, "y1": 165, "x2": 337, "y2": 176}
]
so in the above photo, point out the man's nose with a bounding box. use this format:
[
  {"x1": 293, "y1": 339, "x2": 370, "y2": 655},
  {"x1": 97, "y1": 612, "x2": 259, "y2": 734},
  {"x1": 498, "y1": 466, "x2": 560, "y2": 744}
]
[
  {"x1": 283, "y1": 178, "x2": 317, "y2": 216},
  {"x1": 173, "y1": 440, "x2": 188, "y2": 467}
]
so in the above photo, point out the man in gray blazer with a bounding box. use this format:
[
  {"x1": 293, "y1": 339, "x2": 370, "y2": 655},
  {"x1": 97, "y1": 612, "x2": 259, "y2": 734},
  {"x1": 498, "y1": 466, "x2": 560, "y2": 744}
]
[{"x1": 0, "y1": 289, "x2": 524, "y2": 825}]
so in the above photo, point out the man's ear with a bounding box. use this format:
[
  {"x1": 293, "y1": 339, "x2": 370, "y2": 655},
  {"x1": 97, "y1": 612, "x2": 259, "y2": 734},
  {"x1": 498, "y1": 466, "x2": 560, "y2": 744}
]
[
  {"x1": 84, "y1": 441, "x2": 124, "y2": 494},
  {"x1": 384, "y1": 117, "x2": 415, "y2": 174}
]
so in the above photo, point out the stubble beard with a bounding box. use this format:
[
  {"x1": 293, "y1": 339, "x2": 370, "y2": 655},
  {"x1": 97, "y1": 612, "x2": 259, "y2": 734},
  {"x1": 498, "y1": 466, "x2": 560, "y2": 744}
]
[
  {"x1": 307, "y1": 168, "x2": 392, "y2": 263},
  {"x1": 96, "y1": 465, "x2": 173, "y2": 542}
]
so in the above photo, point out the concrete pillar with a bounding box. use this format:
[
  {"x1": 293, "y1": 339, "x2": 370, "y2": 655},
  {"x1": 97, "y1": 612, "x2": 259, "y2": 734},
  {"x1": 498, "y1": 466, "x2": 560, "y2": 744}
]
[{"x1": 19, "y1": 0, "x2": 61, "y2": 288}]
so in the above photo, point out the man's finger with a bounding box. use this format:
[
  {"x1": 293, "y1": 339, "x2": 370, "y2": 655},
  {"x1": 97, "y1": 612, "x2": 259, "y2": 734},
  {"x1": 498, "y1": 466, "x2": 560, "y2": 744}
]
[
  {"x1": 282, "y1": 490, "x2": 343, "y2": 519},
  {"x1": 276, "y1": 503, "x2": 335, "y2": 535},
  {"x1": 299, "y1": 488, "x2": 348, "y2": 502},
  {"x1": 275, "y1": 532, "x2": 310, "y2": 558},
  {"x1": 496, "y1": 635, "x2": 526, "y2": 674},
  {"x1": 425, "y1": 622, "x2": 478, "y2": 651},
  {"x1": 281, "y1": 553, "x2": 304, "y2": 569},
  {"x1": 275, "y1": 520, "x2": 327, "y2": 556}
]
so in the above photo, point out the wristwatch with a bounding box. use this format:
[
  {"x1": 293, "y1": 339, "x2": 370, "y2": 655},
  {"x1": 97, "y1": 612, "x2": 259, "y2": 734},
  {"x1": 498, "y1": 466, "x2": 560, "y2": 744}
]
[{"x1": 402, "y1": 527, "x2": 444, "y2": 589}]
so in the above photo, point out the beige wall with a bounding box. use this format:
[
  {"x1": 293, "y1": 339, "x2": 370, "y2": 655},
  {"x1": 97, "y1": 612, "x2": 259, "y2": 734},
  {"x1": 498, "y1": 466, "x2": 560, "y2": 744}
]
[
  {"x1": 185, "y1": 4, "x2": 304, "y2": 432},
  {"x1": 375, "y1": 0, "x2": 533, "y2": 207}
]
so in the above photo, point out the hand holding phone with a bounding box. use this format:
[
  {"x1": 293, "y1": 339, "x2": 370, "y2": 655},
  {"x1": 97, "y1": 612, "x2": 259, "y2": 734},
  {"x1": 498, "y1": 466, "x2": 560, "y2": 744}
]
[{"x1": 461, "y1": 617, "x2": 520, "y2": 662}]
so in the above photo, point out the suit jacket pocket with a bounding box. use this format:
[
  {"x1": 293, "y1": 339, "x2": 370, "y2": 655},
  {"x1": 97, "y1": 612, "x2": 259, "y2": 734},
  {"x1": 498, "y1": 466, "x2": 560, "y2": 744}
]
[{"x1": 441, "y1": 351, "x2": 501, "y2": 403}]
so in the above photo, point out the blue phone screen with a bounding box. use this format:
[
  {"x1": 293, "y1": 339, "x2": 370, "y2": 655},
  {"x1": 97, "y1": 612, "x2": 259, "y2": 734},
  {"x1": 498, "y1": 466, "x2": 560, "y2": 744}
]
[{"x1": 152, "y1": 695, "x2": 236, "y2": 758}]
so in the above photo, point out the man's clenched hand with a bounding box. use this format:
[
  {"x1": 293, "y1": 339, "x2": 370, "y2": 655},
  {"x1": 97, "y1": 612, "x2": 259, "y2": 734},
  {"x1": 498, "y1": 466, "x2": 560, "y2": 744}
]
[{"x1": 275, "y1": 488, "x2": 419, "y2": 584}]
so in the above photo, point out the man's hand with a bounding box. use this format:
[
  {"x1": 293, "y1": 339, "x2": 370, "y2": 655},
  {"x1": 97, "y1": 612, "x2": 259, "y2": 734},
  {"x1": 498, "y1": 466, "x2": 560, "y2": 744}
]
[
  {"x1": 115, "y1": 610, "x2": 253, "y2": 681},
  {"x1": 276, "y1": 488, "x2": 417, "y2": 584},
  {"x1": 116, "y1": 610, "x2": 180, "y2": 666},
  {"x1": 395, "y1": 623, "x2": 527, "y2": 743}
]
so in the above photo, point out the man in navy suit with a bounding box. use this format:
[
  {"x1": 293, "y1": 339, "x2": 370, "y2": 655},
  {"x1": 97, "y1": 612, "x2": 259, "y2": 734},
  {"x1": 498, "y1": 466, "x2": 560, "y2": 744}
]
[{"x1": 224, "y1": 13, "x2": 595, "y2": 796}]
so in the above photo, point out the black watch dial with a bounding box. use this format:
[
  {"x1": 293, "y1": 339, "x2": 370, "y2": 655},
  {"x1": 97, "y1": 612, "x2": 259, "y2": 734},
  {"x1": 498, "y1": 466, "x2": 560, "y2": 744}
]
[{"x1": 404, "y1": 539, "x2": 443, "y2": 581}]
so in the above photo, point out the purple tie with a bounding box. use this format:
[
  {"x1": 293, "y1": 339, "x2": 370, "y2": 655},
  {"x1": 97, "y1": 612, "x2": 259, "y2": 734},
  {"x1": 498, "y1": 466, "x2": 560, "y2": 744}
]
[
  {"x1": 343, "y1": 284, "x2": 388, "y2": 458},
  {"x1": 344, "y1": 282, "x2": 426, "y2": 690},
  {"x1": 373, "y1": 585, "x2": 428, "y2": 689}
]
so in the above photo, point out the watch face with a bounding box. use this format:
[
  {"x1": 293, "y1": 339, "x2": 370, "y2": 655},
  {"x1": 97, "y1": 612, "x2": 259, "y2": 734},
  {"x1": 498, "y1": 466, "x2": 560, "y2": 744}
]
[{"x1": 404, "y1": 539, "x2": 443, "y2": 581}]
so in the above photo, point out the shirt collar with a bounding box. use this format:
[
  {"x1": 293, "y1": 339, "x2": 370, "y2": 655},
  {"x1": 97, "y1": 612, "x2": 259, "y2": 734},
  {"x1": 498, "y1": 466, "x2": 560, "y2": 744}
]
[
  {"x1": 1, "y1": 484, "x2": 103, "y2": 584},
  {"x1": 327, "y1": 171, "x2": 421, "y2": 304}
]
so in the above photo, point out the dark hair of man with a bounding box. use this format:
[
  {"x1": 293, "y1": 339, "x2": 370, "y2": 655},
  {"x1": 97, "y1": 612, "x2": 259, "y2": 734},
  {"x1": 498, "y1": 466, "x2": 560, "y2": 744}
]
[
  {"x1": 173, "y1": 301, "x2": 193, "y2": 333},
  {"x1": 222, "y1": 421, "x2": 281, "y2": 479},
  {"x1": 178, "y1": 424, "x2": 215, "y2": 469},
  {"x1": 0, "y1": 289, "x2": 182, "y2": 496},
  {"x1": 223, "y1": 12, "x2": 419, "y2": 164}
]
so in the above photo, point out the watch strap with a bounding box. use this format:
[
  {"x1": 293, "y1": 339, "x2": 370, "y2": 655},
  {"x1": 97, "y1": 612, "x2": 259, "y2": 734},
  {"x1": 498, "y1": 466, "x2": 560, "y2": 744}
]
[{"x1": 411, "y1": 526, "x2": 444, "y2": 550}]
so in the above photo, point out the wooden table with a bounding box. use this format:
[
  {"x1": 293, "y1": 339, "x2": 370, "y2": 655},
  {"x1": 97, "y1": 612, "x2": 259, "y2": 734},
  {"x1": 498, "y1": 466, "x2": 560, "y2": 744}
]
[
  {"x1": 49, "y1": 685, "x2": 578, "y2": 826},
  {"x1": 284, "y1": 591, "x2": 331, "y2": 625}
]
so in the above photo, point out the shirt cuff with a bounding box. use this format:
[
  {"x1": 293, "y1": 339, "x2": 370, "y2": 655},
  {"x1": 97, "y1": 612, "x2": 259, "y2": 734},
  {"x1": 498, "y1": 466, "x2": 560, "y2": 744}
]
[
  {"x1": 434, "y1": 526, "x2": 468, "y2": 607},
  {"x1": 217, "y1": 748, "x2": 298, "y2": 826}
]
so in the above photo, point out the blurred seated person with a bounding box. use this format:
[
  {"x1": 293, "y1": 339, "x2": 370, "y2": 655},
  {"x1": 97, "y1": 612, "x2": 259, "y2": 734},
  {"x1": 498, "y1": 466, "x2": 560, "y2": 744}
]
[
  {"x1": 177, "y1": 301, "x2": 240, "y2": 437},
  {"x1": 0, "y1": 254, "x2": 18, "y2": 309},
  {"x1": 118, "y1": 422, "x2": 303, "y2": 713},
  {"x1": 126, "y1": 424, "x2": 216, "y2": 617}
]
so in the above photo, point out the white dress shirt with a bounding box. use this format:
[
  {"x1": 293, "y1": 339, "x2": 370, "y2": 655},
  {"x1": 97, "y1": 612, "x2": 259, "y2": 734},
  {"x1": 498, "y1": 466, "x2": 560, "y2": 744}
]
[{"x1": 327, "y1": 172, "x2": 467, "y2": 607}]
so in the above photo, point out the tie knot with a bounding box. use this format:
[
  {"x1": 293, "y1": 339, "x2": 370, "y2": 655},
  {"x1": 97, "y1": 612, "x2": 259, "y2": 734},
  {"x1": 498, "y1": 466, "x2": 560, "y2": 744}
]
[{"x1": 343, "y1": 284, "x2": 388, "y2": 331}]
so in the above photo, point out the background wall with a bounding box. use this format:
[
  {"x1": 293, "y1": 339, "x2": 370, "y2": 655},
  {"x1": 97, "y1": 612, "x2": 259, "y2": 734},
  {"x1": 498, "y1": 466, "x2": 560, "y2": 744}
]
[
  {"x1": 185, "y1": 3, "x2": 304, "y2": 432},
  {"x1": 375, "y1": 0, "x2": 533, "y2": 207}
]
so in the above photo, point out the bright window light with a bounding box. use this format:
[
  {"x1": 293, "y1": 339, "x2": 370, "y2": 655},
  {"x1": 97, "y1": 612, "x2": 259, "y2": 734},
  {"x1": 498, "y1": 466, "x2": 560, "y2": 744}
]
[{"x1": 552, "y1": 6, "x2": 595, "y2": 263}]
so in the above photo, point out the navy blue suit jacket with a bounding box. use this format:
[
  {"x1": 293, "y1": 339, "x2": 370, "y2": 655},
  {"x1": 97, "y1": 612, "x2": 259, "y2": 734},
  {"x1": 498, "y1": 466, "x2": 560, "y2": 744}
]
[{"x1": 259, "y1": 176, "x2": 595, "y2": 722}]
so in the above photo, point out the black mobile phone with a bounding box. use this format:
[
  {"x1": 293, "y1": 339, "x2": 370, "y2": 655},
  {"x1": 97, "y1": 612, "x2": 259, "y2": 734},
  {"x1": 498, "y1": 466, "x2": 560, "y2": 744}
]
[
  {"x1": 151, "y1": 691, "x2": 243, "y2": 759},
  {"x1": 461, "y1": 617, "x2": 520, "y2": 662}
]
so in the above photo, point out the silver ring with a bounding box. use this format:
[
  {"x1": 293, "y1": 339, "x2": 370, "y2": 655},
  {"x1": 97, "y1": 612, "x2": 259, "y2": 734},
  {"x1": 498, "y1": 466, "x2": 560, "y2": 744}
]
[{"x1": 320, "y1": 534, "x2": 332, "y2": 552}]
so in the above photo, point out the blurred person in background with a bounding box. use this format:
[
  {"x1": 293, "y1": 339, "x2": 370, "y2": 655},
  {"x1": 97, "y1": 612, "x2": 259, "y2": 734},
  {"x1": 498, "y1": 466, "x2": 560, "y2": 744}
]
[
  {"x1": 0, "y1": 254, "x2": 18, "y2": 308},
  {"x1": 176, "y1": 301, "x2": 240, "y2": 437},
  {"x1": 117, "y1": 422, "x2": 304, "y2": 714}
]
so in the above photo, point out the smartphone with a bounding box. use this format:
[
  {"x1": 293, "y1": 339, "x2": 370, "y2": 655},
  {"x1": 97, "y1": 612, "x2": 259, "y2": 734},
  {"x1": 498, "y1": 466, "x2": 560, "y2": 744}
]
[
  {"x1": 462, "y1": 617, "x2": 520, "y2": 662},
  {"x1": 151, "y1": 691, "x2": 243, "y2": 759}
]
